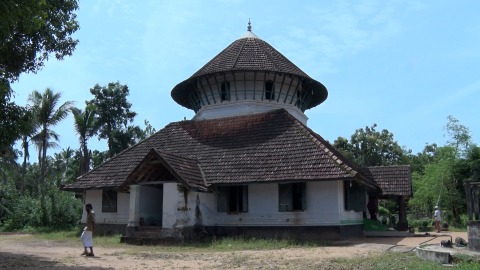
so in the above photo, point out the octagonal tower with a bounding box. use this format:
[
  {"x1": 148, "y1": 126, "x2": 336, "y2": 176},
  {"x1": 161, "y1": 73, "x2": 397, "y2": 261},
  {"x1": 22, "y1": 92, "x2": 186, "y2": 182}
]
[{"x1": 171, "y1": 22, "x2": 328, "y2": 125}]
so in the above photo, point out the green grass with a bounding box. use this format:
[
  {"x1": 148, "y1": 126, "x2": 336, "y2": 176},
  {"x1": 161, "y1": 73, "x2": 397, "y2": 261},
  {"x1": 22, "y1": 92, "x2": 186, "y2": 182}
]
[
  {"x1": 205, "y1": 236, "x2": 321, "y2": 251},
  {"x1": 32, "y1": 229, "x2": 126, "y2": 248},
  {"x1": 447, "y1": 226, "x2": 468, "y2": 232}
]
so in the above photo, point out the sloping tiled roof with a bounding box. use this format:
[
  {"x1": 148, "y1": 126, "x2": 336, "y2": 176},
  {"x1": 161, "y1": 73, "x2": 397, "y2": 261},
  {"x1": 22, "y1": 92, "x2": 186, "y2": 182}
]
[
  {"x1": 63, "y1": 109, "x2": 378, "y2": 192},
  {"x1": 119, "y1": 149, "x2": 208, "y2": 192},
  {"x1": 171, "y1": 32, "x2": 328, "y2": 110},
  {"x1": 360, "y1": 166, "x2": 412, "y2": 197}
]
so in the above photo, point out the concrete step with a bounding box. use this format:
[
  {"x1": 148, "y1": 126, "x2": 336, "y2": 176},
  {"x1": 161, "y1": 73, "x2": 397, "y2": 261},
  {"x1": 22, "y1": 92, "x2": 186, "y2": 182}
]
[
  {"x1": 120, "y1": 236, "x2": 178, "y2": 245},
  {"x1": 137, "y1": 226, "x2": 163, "y2": 232},
  {"x1": 130, "y1": 231, "x2": 162, "y2": 238}
]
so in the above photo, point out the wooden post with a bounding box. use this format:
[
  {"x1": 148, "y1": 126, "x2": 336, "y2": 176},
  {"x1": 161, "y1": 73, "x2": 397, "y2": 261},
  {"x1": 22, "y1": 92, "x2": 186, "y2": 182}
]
[
  {"x1": 474, "y1": 185, "x2": 480, "y2": 221},
  {"x1": 465, "y1": 183, "x2": 473, "y2": 220},
  {"x1": 396, "y1": 196, "x2": 408, "y2": 231}
]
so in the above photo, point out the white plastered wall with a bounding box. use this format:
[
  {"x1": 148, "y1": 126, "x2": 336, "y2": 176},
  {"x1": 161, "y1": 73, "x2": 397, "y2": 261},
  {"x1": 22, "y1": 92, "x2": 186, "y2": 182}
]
[
  {"x1": 214, "y1": 181, "x2": 348, "y2": 226},
  {"x1": 193, "y1": 101, "x2": 308, "y2": 124},
  {"x1": 81, "y1": 182, "x2": 366, "y2": 227},
  {"x1": 192, "y1": 71, "x2": 309, "y2": 125},
  {"x1": 161, "y1": 183, "x2": 216, "y2": 229},
  {"x1": 160, "y1": 181, "x2": 366, "y2": 228},
  {"x1": 81, "y1": 190, "x2": 129, "y2": 224}
]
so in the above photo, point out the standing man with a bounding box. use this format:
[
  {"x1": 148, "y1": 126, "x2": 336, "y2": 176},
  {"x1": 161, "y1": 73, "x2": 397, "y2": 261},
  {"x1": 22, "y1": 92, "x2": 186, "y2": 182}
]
[
  {"x1": 80, "y1": 203, "x2": 95, "y2": 256},
  {"x1": 433, "y1": 205, "x2": 442, "y2": 233}
]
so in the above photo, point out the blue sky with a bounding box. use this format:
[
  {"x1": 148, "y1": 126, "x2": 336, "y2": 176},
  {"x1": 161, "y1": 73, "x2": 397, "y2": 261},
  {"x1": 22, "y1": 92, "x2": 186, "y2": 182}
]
[{"x1": 12, "y1": 0, "x2": 480, "y2": 155}]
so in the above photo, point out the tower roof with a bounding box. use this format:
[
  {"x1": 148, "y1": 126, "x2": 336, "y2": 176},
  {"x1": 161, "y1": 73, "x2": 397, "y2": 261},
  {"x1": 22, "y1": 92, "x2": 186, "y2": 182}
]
[
  {"x1": 190, "y1": 31, "x2": 310, "y2": 78},
  {"x1": 171, "y1": 26, "x2": 328, "y2": 110}
]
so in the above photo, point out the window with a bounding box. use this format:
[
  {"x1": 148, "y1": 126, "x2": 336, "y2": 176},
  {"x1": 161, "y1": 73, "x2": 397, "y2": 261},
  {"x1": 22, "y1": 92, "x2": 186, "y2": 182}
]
[
  {"x1": 278, "y1": 182, "x2": 306, "y2": 211},
  {"x1": 220, "y1": 81, "x2": 230, "y2": 101},
  {"x1": 217, "y1": 185, "x2": 248, "y2": 213},
  {"x1": 295, "y1": 90, "x2": 303, "y2": 107},
  {"x1": 344, "y1": 181, "x2": 366, "y2": 212},
  {"x1": 102, "y1": 190, "x2": 117, "y2": 213},
  {"x1": 265, "y1": 80, "x2": 275, "y2": 100}
]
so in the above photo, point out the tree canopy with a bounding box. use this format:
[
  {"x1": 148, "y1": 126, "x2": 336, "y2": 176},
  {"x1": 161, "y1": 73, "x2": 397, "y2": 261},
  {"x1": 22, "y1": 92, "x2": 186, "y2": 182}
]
[
  {"x1": 333, "y1": 124, "x2": 406, "y2": 167},
  {"x1": 0, "y1": 0, "x2": 79, "y2": 88},
  {"x1": 87, "y1": 82, "x2": 138, "y2": 157},
  {"x1": 0, "y1": 0, "x2": 80, "y2": 158}
]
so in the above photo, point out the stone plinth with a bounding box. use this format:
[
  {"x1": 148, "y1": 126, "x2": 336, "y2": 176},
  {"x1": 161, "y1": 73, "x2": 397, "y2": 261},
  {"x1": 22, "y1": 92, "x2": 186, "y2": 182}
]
[{"x1": 468, "y1": 220, "x2": 480, "y2": 252}]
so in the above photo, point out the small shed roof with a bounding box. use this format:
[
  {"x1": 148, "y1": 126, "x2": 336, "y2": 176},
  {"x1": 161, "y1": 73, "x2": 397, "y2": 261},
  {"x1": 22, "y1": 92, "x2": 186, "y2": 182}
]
[{"x1": 360, "y1": 166, "x2": 412, "y2": 197}]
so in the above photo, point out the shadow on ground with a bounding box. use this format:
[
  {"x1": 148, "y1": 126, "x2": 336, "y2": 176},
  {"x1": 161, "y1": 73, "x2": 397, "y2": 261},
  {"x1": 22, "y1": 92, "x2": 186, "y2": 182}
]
[{"x1": 0, "y1": 251, "x2": 113, "y2": 270}]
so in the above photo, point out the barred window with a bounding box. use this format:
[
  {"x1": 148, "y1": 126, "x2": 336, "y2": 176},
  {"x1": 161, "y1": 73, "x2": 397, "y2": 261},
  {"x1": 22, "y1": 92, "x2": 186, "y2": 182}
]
[
  {"x1": 344, "y1": 181, "x2": 366, "y2": 212},
  {"x1": 279, "y1": 182, "x2": 306, "y2": 211},
  {"x1": 102, "y1": 190, "x2": 117, "y2": 213},
  {"x1": 265, "y1": 80, "x2": 275, "y2": 100},
  {"x1": 217, "y1": 185, "x2": 248, "y2": 213},
  {"x1": 220, "y1": 81, "x2": 230, "y2": 101}
]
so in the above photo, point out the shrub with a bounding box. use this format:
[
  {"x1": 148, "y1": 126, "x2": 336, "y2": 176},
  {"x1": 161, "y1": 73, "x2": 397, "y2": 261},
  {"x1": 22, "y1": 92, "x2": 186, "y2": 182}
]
[{"x1": 1, "y1": 186, "x2": 82, "y2": 231}]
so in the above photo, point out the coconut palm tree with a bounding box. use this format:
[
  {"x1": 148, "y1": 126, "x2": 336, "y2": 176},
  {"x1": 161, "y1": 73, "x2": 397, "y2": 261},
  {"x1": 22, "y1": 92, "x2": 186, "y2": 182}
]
[
  {"x1": 52, "y1": 147, "x2": 76, "y2": 187},
  {"x1": 71, "y1": 105, "x2": 99, "y2": 175},
  {"x1": 28, "y1": 88, "x2": 73, "y2": 188},
  {"x1": 16, "y1": 106, "x2": 38, "y2": 195}
]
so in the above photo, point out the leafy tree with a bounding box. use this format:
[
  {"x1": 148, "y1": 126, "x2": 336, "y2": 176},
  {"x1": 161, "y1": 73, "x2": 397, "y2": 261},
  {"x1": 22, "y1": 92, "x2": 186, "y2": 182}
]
[
  {"x1": 0, "y1": 152, "x2": 18, "y2": 185},
  {"x1": 466, "y1": 146, "x2": 480, "y2": 182},
  {"x1": 408, "y1": 143, "x2": 439, "y2": 174},
  {"x1": 409, "y1": 147, "x2": 456, "y2": 219},
  {"x1": 333, "y1": 124, "x2": 406, "y2": 167},
  {"x1": 0, "y1": 0, "x2": 79, "y2": 157},
  {"x1": 410, "y1": 116, "x2": 475, "y2": 225},
  {"x1": 87, "y1": 82, "x2": 137, "y2": 157},
  {"x1": 72, "y1": 105, "x2": 99, "y2": 175},
  {"x1": 444, "y1": 115, "x2": 471, "y2": 158},
  {"x1": 0, "y1": 101, "x2": 26, "y2": 158},
  {"x1": 443, "y1": 116, "x2": 472, "y2": 224},
  {"x1": 0, "y1": 0, "x2": 79, "y2": 88},
  {"x1": 110, "y1": 125, "x2": 145, "y2": 155},
  {"x1": 91, "y1": 150, "x2": 109, "y2": 168},
  {"x1": 142, "y1": 119, "x2": 157, "y2": 139}
]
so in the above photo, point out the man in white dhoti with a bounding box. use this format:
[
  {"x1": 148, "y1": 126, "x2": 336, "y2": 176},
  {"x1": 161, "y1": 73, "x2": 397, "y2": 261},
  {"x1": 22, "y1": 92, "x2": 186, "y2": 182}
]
[{"x1": 80, "y1": 203, "x2": 95, "y2": 256}]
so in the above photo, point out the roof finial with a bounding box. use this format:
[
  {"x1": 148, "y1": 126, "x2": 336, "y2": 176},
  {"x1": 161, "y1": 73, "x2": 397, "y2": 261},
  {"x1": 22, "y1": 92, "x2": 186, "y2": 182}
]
[{"x1": 247, "y1": 18, "x2": 252, "y2": 32}]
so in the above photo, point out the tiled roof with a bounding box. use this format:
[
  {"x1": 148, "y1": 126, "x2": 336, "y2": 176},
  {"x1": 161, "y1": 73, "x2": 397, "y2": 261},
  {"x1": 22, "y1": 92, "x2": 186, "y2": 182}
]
[
  {"x1": 119, "y1": 149, "x2": 208, "y2": 192},
  {"x1": 171, "y1": 33, "x2": 328, "y2": 110},
  {"x1": 360, "y1": 166, "x2": 412, "y2": 197},
  {"x1": 190, "y1": 35, "x2": 310, "y2": 78},
  {"x1": 63, "y1": 109, "x2": 378, "y2": 192}
]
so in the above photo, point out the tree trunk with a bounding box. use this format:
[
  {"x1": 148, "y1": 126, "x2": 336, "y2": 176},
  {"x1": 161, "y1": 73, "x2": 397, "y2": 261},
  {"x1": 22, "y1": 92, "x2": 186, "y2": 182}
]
[
  {"x1": 21, "y1": 137, "x2": 28, "y2": 196},
  {"x1": 82, "y1": 141, "x2": 89, "y2": 174},
  {"x1": 39, "y1": 127, "x2": 48, "y2": 190}
]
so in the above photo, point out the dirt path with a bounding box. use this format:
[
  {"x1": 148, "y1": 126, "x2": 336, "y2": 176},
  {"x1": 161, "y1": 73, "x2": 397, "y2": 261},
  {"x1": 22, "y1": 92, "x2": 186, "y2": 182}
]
[{"x1": 0, "y1": 232, "x2": 468, "y2": 269}]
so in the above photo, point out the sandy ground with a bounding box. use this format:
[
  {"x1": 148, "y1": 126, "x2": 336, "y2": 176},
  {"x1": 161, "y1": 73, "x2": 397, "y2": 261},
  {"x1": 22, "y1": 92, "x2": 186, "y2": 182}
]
[{"x1": 0, "y1": 232, "x2": 468, "y2": 269}]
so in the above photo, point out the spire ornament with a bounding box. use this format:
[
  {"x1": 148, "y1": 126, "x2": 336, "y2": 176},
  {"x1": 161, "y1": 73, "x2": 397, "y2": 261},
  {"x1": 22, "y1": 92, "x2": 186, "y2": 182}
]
[{"x1": 247, "y1": 18, "x2": 252, "y2": 32}]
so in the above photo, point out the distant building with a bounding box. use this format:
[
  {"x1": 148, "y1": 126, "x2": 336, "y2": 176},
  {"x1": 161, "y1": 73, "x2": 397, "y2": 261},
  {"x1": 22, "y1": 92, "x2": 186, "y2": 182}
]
[{"x1": 64, "y1": 22, "x2": 412, "y2": 242}]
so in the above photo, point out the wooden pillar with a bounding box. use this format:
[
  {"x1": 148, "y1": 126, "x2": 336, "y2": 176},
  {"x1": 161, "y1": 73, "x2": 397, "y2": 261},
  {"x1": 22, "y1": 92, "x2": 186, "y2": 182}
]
[
  {"x1": 396, "y1": 196, "x2": 408, "y2": 231},
  {"x1": 474, "y1": 185, "x2": 480, "y2": 221},
  {"x1": 466, "y1": 183, "x2": 473, "y2": 220}
]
